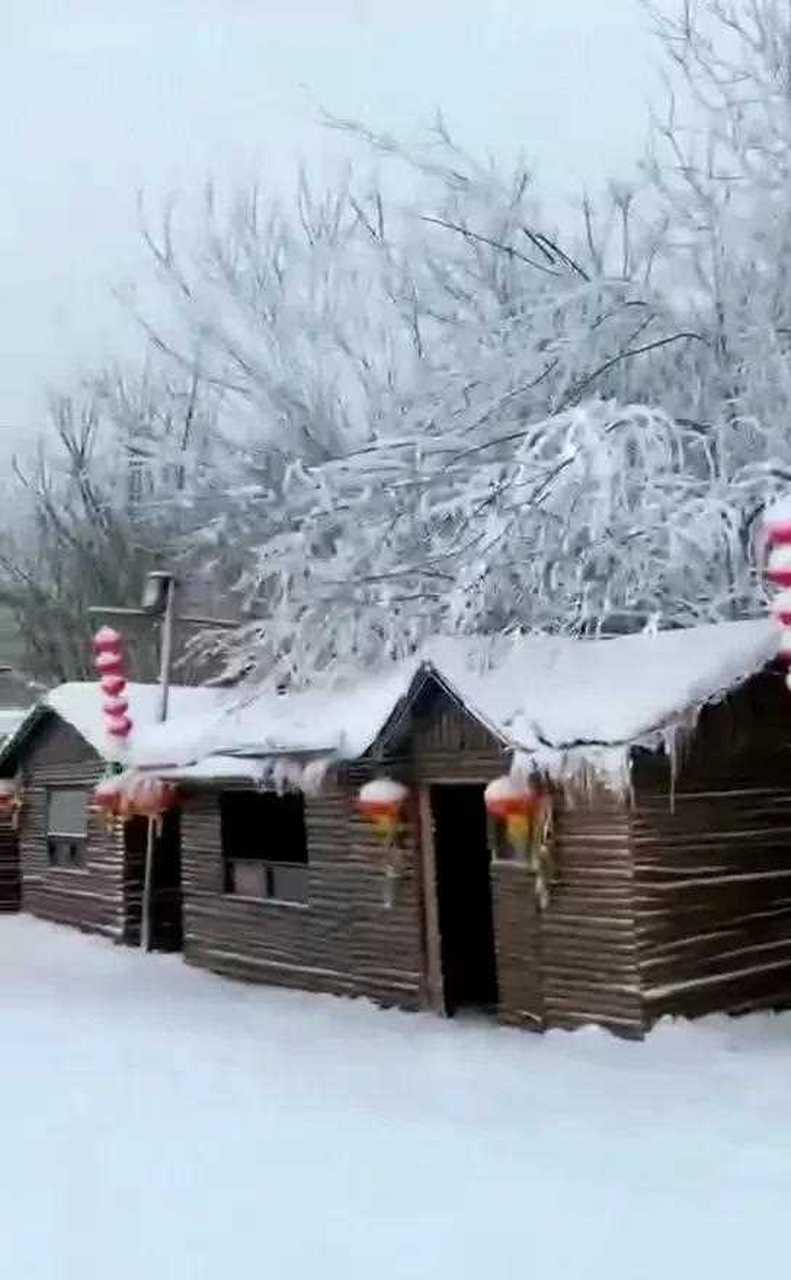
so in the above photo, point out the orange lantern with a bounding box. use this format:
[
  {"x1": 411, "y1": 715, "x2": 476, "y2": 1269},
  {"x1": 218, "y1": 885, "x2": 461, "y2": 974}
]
[
  {"x1": 357, "y1": 778, "x2": 409, "y2": 909},
  {"x1": 484, "y1": 775, "x2": 539, "y2": 855},
  {"x1": 357, "y1": 778, "x2": 408, "y2": 842}
]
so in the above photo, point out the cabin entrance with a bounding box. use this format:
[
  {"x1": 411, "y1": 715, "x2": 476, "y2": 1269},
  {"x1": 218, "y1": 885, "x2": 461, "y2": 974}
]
[
  {"x1": 430, "y1": 784, "x2": 498, "y2": 1015},
  {"x1": 125, "y1": 811, "x2": 183, "y2": 951}
]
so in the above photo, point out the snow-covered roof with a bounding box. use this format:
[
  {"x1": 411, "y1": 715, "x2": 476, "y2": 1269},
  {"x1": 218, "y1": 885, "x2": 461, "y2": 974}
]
[
  {"x1": 0, "y1": 682, "x2": 227, "y2": 767},
  {"x1": 0, "y1": 709, "x2": 29, "y2": 740},
  {"x1": 129, "y1": 618, "x2": 781, "y2": 788}
]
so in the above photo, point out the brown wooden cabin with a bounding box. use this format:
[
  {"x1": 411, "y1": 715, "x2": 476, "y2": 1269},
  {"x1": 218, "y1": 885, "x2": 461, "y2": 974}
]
[
  {"x1": 6, "y1": 623, "x2": 791, "y2": 1041},
  {"x1": 165, "y1": 651, "x2": 791, "y2": 1039},
  {"x1": 0, "y1": 700, "x2": 183, "y2": 949}
]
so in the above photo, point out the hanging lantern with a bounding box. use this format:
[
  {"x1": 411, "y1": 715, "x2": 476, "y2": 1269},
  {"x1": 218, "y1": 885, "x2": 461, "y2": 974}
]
[
  {"x1": 92, "y1": 628, "x2": 134, "y2": 745},
  {"x1": 129, "y1": 775, "x2": 178, "y2": 830},
  {"x1": 770, "y1": 589, "x2": 791, "y2": 628},
  {"x1": 761, "y1": 499, "x2": 791, "y2": 692},
  {"x1": 484, "y1": 775, "x2": 538, "y2": 854},
  {"x1": 766, "y1": 544, "x2": 791, "y2": 590},
  {"x1": 92, "y1": 775, "x2": 125, "y2": 830},
  {"x1": 485, "y1": 774, "x2": 555, "y2": 909},
  {"x1": 106, "y1": 714, "x2": 133, "y2": 740},
  {"x1": 357, "y1": 778, "x2": 408, "y2": 841},
  {"x1": 92, "y1": 626, "x2": 124, "y2": 655},
  {"x1": 100, "y1": 674, "x2": 127, "y2": 698},
  {"x1": 0, "y1": 779, "x2": 22, "y2": 829},
  {"x1": 357, "y1": 778, "x2": 409, "y2": 909},
  {"x1": 761, "y1": 504, "x2": 791, "y2": 550},
  {"x1": 92, "y1": 771, "x2": 179, "y2": 831},
  {"x1": 95, "y1": 650, "x2": 126, "y2": 677},
  {"x1": 102, "y1": 696, "x2": 129, "y2": 718}
]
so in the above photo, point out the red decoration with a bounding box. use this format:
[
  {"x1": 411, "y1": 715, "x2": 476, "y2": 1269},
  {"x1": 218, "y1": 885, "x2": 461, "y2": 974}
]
[
  {"x1": 357, "y1": 778, "x2": 409, "y2": 840},
  {"x1": 92, "y1": 628, "x2": 134, "y2": 744},
  {"x1": 92, "y1": 626, "x2": 123, "y2": 654},
  {"x1": 770, "y1": 590, "x2": 791, "y2": 627},
  {"x1": 95, "y1": 650, "x2": 125, "y2": 676},
  {"x1": 92, "y1": 771, "x2": 179, "y2": 830},
  {"x1": 128, "y1": 776, "x2": 178, "y2": 823},
  {"x1": 484, "y1": 775, "x2": 540, "y2": 854},
  {"x1": 762, "y1": 508, "x2": 791, "y2": 548},
  {"x1": 102, "y1": 696, "x2": 129, "y2": 717},
  {"x1": 766, "y1": 544, "x2": 791, "y2": 590},
  {"x1": 100, "y1": 675, "x2": 126, "y2": 698},
  {"x1": 0, "y1": 779, "x2": 22, "y2": 829},
  {"x1": 106, "y1": 715, "x2": 133, "y2": 739}
]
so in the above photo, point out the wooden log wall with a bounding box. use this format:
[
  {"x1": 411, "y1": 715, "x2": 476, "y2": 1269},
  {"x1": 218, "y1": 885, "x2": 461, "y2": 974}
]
[
  {"x1": 405, "y1": 694, "x2": 642, "y2": 1034},
  {"x1": 633, "y1": 672, "x2": 791, "y2": 1027},
  {"x1": 0, "y1": 819, "x2": 19, "y2": 911},
  {"x1": 179, "y1": 776, "x2": 425, "y2": 1008},
  {"x1": 538, "y1": 796, "x2": 641, "y2": 1037},
  {"x1": 17, "y1": 719, "x2": 127, "y2": 939}
]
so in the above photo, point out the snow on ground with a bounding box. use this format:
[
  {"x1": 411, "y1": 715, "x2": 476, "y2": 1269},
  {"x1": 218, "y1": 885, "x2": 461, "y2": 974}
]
[{"x1": 2, "y1": 917, "x2": 791, "y2": 1280}]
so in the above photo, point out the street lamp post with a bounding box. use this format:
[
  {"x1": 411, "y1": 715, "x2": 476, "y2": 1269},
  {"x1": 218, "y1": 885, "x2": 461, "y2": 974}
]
[{"x1": 90, "y1": 571, "x2": 236, "y2": 951}]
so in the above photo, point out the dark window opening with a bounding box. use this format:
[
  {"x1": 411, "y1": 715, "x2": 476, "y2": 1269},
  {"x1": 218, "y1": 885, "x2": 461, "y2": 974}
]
[
  {"x1": 220, "y1": 790, "x2": 308, "y2": 905},
  {"x1": 46, "y1": 788, "x2": 88, "y2": 870}
]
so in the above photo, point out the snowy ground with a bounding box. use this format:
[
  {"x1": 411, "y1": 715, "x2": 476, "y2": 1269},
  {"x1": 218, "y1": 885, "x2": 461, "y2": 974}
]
[{"x1": 2, "y1": 918, "x2": 791, "y2": 1279}]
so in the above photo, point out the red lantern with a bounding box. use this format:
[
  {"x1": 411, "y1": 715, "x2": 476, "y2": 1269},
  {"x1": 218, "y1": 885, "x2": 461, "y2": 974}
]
[
  {"x1": 100, "y1": 674, "x2": 127, "y2": 698},
  {"x1": 92, "y1": 626, "x2": 124, "y2": 655},
  {"x1": 762, "y1": 499, "x2": 791, "y2": 550},
  {"x1": 102, "y1": 696, "x2": 129, "y2": 718},
  {"x1": 770, "y1": 590, "x2": 791, "y2": 627},
  {"x1": 0, "y1": 779, "x2": 22, "y2": 829},
  {"x1": 119, "y1": 773, "x2": 178, "y2": 830},
  {"x1": 484, "y1": 775, "x2": 539, "y2": 853},
  {"x1": 766, "y1": 544, "x2": 791, "y2": 590},
  {"x1": 357, "y1": 779, "x2": 408, "y2": 841},
  {"x1": 95, "y1": 650, "x2": 126, "y2": 677},
  {"x1": 106, "y1": 714, "x2": 133, "y2": 739},
  {"x1": 92, "y1": 628, "x2": 134, "y2": 744}
]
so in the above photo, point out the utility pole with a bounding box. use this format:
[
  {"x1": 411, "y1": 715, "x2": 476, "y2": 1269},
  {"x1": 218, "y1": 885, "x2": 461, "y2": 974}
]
[{"x1": 90, "y1": 571, "x2": 236, "y2": 952}]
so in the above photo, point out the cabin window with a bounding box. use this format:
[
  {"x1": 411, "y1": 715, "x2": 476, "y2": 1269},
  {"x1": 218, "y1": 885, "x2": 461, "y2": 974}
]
[
  {"x1": 220, "y1": 790, "x2": 308, "y2": 904},
  {"x1": 46, "y1": 788, "x2": 89, "y2": 870}
]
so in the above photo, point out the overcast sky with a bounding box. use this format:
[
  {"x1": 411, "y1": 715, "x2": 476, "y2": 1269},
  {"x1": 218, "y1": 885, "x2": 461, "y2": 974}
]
[{"x1": 1, "y1": 0, "x2": 659, "y2": 449}]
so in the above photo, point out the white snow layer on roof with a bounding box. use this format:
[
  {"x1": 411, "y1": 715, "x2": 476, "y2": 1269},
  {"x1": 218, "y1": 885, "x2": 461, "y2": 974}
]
[
  {"x1": 129, "y1": 618, "x2": 780, "y2": 779},
  {"x1": 45, "y1": 682, "x2": 227, "y2": 763}
]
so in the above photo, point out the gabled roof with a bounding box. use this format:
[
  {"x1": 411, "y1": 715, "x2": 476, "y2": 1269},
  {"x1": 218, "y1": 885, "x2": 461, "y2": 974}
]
[
  {"x1": 128, "y1": 618, "x2": 781, "y2": 788},
  {"x1": 0, "y1": 682, "x2": 226, "y2": 772}
]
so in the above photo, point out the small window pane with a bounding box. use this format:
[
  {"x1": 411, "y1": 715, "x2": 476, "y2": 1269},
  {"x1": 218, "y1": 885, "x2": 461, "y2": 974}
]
[
  {"x1": 270, "y1": 865, "x2": 308, "y2": 904},
  {"x1": 48, "y1": 790, "x2": 88, "y2": 837},
  {"x1": 232, "y1": 861, "x2": 267, "y2": 898}
]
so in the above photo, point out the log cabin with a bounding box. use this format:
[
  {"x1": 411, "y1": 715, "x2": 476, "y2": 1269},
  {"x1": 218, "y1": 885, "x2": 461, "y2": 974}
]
[
  {"x1": 0, "y1": 682, "x2": 221, "y2": 946},
  {"x1": 126, "y1": 617, "x2": 791, "y2": 1038}
]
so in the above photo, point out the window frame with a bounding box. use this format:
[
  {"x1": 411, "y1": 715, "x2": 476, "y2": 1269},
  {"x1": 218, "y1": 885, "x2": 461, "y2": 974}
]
[
  {"x1": 46, "y1": 786, "x2": 90, "y2": 872},
  {"x1": 220, "y1": 790, "x2": 309, "y2": 907}
]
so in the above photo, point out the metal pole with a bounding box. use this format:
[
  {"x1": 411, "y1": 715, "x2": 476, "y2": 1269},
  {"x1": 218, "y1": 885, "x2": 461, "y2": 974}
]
[
  {"x1": 142, "y1": 576, "x2": 177, "y2": 951},
  {"x1": 157, "y1": 576, "x2": 177, "y2": 723}
]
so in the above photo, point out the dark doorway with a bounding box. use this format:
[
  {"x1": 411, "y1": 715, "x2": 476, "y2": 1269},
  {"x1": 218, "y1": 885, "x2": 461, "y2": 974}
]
[
  {"x1": 125, "y1": 811, "x2": 183, "y2": 951},
  {"x1": 431, "y1": 784, "x2": 498, "y2": 1015}
]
